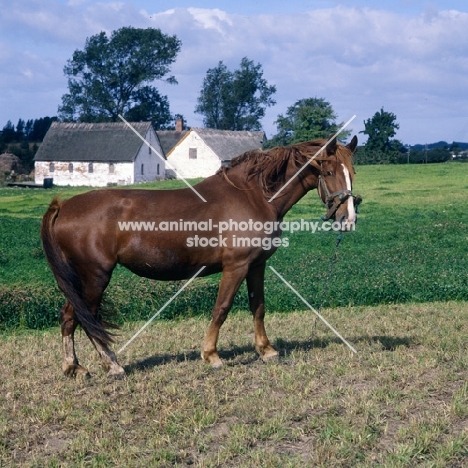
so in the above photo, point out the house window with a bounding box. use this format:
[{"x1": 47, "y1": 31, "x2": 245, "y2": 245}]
[
  {"x1": 88, "y1": 163, "x2": 93, "y2": 173},
  {"x1": 68, "y1": 163, "x2": 73, "y2": 173},
  {"x1": 141, "y1": 163, "x2": 144, "y2": 175},
  {"x1": 109, "y1": 163, "x2": 115, "y2": 174},
  {"x1": 157, "y1": 164, "x2": 160, "y2": 175},
  {"x1": 148, "y1": 145, "x2": 151, "y2": 154},
  {"x1": 189, "y1": 148, "x2": 197, "y2": 159},
  {"x1": 49, "y1": 162, "x2": 55, "y2": 172}
]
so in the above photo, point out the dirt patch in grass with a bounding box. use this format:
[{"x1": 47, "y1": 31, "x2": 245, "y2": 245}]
[{"x1": 1, "y1": 301, "x2": 468, "y2": 467}]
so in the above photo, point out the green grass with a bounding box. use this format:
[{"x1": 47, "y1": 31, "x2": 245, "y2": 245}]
[
  {"x1": 0, "y1": 163, "x2": 467, "y2": 330},
  {"x1": 274, "y1": 163, "x2": 468, "y2": 308}
]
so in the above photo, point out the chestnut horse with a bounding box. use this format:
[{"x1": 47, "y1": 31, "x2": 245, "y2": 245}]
[{"x1": 41, "y1": 136, "x2": 359, "y2": 378}]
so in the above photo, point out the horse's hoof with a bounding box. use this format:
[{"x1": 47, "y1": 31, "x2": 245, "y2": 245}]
[
  {"x1": 201, "y1": 351, "x2": 223, "y2": 369},
  {"x1": 107, "y1": 366, "x2": 126, "y2": 380},
  {"x1": 63, "y1": 364, "x2": 91, "y2": 379},
  {"x1": 260, "y1": 350, "x2": 279, "y2": 363}
]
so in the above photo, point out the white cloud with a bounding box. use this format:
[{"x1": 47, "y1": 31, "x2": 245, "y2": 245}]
[
  {"x1": 187, "y1": 8, "x2": 234, "y2": 33},
  {"x1": 1, "y1": 2, "x2": 468, "y2": 143},
  {"x1": 156, "y1": 6, "x2": 468, "y2": 143}
]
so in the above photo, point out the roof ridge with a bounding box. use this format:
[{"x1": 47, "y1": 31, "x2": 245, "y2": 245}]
[
  {"x1": 51, "y1": 121, "x2": 151, "y2": 129},
  {"x1": 193, "y1": 128, "x2": 265, "y2": 136},
  {"x1": 34, "y1": 122, "x2": 155, "y2": 162}
]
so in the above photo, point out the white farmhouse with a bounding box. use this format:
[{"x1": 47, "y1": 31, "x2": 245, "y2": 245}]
[
  {"x1": 158, "y1": 123, "x2": 265, "y2": 179},
  {"x1": 34, "y1": 122, "x2": 166, "y2": 187}
]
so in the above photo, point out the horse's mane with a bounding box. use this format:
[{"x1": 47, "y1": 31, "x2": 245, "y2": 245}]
[{"x1": 220, "y1": 139, "x2": 354, "y2": 195}]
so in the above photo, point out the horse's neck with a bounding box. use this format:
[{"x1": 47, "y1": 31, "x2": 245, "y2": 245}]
[
  {"x1": 270, "y1": 181, "x2": 314, "y2": 218},
  {"x1": 267, "y1": 168, "x2": 318, "y2": 218},
  {"x1": 221, "y1": 162, "x2": 319, "y2": 219}
]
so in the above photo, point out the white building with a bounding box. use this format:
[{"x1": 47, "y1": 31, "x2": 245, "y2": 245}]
[
  {"x1": 157, "y1": 123, "x2": 265, "y2": 179},
  {"x1": 34, "y1": 122, "x2": 166, "y2": 187}
]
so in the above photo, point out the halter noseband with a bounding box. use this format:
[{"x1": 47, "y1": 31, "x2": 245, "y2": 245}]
[{"x1": 317, "y1": 172, "x2": 362, "y2": 221}]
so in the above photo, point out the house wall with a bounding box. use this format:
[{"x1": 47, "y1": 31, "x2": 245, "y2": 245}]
[
  {"x1": 133, "y1": 127, "x2": 166, "y2": 183},
  {"x1": 34, "y1": 127, "x2": 166, "y2": 187},
  {"x1": 34, "y1": 161, "x2": 135, "y2": 187},
  {"x1": 167, "y1": 131, "x2": 221, "y2": 179}
]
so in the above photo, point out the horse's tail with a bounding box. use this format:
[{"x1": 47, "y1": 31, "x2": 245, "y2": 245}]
[{"x1": 41, "y1": 197, "x2": 114, "y2": 346}]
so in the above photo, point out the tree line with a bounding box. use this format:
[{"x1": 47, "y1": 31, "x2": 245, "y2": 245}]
[
  {"x1": 0, "y1": 117, "x2": 57, "y2": 171},
  {"x1": 1, "y1": 117, "x2": 57, "y2": 144},
  {"x1": 1, "y1": 26, "x2": 461, "y2": 172}
]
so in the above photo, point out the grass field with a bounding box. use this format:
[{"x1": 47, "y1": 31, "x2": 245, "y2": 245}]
[
  {"x1": 0, "y1": 162, "x2": 467, "y2": 466},
  {"x1": 1, "y1": 302, "x2": 467, "y2": 466},
  {"x1": 1, "y1": 163, "x2": 467, "y2": 329}
]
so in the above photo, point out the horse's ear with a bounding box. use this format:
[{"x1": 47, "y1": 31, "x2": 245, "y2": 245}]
[
  {"x1": 347, "y1": 135, "x2": 358, "y2": 152},
  {"x1": 326, "y1": 137, "x2": 337, "y2": 155}
]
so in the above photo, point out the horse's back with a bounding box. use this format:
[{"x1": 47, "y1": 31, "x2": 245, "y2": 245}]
[{"x1": 51, "y1": 187, "x2": 225, "y2": 278}]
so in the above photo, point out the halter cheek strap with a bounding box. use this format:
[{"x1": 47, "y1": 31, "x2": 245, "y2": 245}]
[{"x1": 318, "y1": 174, "x2": 362, "y2": 221}]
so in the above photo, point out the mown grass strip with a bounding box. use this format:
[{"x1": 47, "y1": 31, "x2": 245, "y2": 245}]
[{"x1": 1, "y1": 302, "x2": 467, "y2": 466}]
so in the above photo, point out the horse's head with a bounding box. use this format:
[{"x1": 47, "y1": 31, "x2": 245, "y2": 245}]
[{"x1": 316, "y1": 135, "x2": 361, "y2": 231}]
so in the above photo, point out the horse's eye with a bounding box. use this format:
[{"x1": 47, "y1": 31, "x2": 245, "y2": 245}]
[{"x1": 326, "y1": 171, "x2": 334, "y2": 176}]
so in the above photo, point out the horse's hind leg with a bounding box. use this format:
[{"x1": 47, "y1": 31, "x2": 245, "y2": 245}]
[
  {"x1": 246, "y1": 264, "x2": 278, "y2": 362},
  {"x1": 60, "y1": 301, "x2": 90, "y2": 377},
  {"x1": 87, "y1": 335, "x2": 124, "y2": 378},
  {"x1": 79, "y1": 271, "x2": 125, "y2": 378}
]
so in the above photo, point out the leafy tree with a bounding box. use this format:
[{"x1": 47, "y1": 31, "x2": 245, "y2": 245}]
[
  {"x1": 195, "y1": 62, "x2": 231, "y2": 129},
  {"x1": 58, "y1": 27, "x2": 181, "y2": 128},
  {"x1": 359, "y1": 108, "x2": 403, "y2": 163},
  {"x1": 407, "y1": 146, "x2": 451, "y2": 164},
  {"x1": 122, "y1": 86, "x2": 171, "y2": 129},
  {"x1": 195, "y1": 57, "x2": 276, "y2": 131},
  {"x1": 265, "y1": 97, "x2": 350, "y2": 148}
]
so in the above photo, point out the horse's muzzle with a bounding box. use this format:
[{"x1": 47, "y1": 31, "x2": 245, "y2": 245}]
[{"x1": 322, "y1": 192, "x2": 362, "y2": 222}]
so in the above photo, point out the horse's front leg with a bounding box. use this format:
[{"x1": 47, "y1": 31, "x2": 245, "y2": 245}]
[
  {"x1": 60, "y1": 301, "x2": 90, "y2": 378},
  {"x1": 202, "y1": 265, "x2": 248, "y2": 368},
  {"x1": 246, "y1": 263, "x2": 278, "y2": 362}
]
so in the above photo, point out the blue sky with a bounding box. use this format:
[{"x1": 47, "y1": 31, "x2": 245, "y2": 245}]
[
  {"x1": 98, "y1": 0, "x2": 468, "y2": 15},
  {"x1": 1, "y1": 0, "x2": 468, "y2": 144}
]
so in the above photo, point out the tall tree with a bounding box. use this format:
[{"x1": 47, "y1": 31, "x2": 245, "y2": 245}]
[
  {"x1": 195, "y1": 57, "x2": 276, "y2": 131},
  {"x1": 25, "y1": 119, "x2": 34, "y2": 141},
  {"x1": 1, "y1": 121, "x2": 16, "y2": 144},
  {"x1": 58, "y1": 27, "x2": 181, "y2": 128},
  {"x1": 359, "y1": 108, "x2": 402, "y2": 163},
  {"x1": 265, "y1": 97, "x2": 350, "y2": 148},
  {"x1": 30, "y1": 117, "x2": 57, "y2": 141},
  {"x1": 16, "y1": 119, "x2": 25, "y2": 140}
]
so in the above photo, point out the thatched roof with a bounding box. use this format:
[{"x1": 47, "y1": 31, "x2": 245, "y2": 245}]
[
  {"x1": 0, "y1": 153, "x2": 25, "y2": 173},
  {"x1": 157, "y1": 129, "x2": 189, "y2": 155},
  {"x1": 194, "y1": 128, "x2": 265, "y2": 162},
  {"x1": 33, "y1": 122, "x2": 156, "y2": 162},
  {"x1": 160, "y1": 128, "x2": 265, "y2": 162}
]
